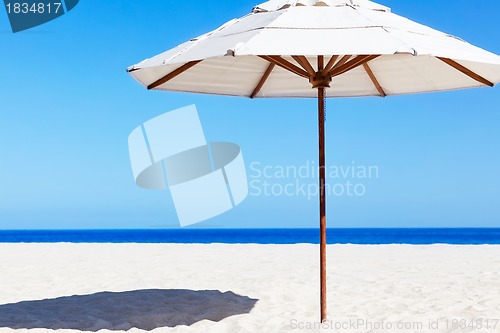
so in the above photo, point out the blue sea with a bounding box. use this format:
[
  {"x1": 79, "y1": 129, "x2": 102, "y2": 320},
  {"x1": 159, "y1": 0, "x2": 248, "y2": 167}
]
[{"x1": 0, "y1": 228, "x2": 499, "y2": 244}]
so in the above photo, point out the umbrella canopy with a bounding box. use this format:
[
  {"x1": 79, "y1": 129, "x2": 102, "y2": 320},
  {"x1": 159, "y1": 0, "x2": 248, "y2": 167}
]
[
  {"x1": 127, "y1": 0, "x2": 500, "y2": 97},
  {"x1": 127, "y1": 0, "x2": 500, "y2": 322}
]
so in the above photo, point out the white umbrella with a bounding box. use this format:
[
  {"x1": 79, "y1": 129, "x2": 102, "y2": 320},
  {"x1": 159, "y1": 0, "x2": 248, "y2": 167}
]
[{"x1": 127, "y1": 0, "x2": 500, "y2": 321}]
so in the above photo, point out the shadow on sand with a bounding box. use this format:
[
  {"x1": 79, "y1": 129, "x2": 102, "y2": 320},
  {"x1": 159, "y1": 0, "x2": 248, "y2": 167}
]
[{"x1": 0, "y1": 289, "x2": 258, "y2": 331}]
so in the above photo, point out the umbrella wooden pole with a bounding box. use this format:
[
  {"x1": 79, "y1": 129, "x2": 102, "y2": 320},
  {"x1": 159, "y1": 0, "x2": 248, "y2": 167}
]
[{"x1": 318, "y1": 87, "x2": 327, "y2": 322}]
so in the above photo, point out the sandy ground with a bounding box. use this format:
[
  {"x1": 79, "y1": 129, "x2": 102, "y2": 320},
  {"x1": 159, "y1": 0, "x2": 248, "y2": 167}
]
[{"x1": 1, "y1": 244, "x2": 500, "y2": 333}]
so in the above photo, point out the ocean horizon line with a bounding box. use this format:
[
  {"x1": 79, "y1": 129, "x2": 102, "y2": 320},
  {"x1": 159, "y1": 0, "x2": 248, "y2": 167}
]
[{"x1": 1, "y1": 228, "x2": 500, "y2": 245}]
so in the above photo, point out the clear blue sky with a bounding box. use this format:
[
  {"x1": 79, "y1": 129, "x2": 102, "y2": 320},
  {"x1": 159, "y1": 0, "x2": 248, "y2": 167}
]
[{"x1": 0, "y1": 0, "x2": 499, "y2": 229}]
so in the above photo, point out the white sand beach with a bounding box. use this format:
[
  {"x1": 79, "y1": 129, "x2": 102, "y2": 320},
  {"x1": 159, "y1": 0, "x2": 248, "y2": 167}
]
[{"x1": 1, "y1": 244, "x2": 500, "y2": 333}]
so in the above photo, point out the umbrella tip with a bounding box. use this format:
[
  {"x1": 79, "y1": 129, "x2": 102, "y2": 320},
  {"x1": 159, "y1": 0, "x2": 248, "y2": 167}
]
[{"x1": 252, "y1": 0, "x2": 390, "y2": 13}]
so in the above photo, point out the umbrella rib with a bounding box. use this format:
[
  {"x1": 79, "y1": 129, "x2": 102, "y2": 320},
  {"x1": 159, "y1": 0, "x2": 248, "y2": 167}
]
[
  {"x1": 330, "y1": 55, "x2": 380, "y2": 77},
  {"x1": 147, "y1": 60, "x2": 202, "y2": 90},
  {"x1": 250, "y1": 63, "x2": 275, "y2": 98},
  {"x1": 437, "y1": 57, "x2": 494, "y2": 87},
  {"x1": 259, "y1": 56, "x2": 309, "y2": 78},
  {"x1": 329, "y1": 55, "x2": 352, "y2": 73},
  {"x1": 363, "y1": 63, "x2": 386, "y2": 97},
  {"x1": 322, "y1": 55, "x2": 340, "y2": 76},
  {"x1": 292, "y1": 56, "x2": 316, "y2": 76},
  {"x1": 318, "y1": 55, "x2": 324, "y2": 71}
]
